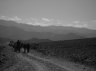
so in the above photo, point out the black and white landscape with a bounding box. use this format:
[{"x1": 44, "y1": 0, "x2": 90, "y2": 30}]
[
  {"x1": 0, "y1": 0, "x2": 96, "y2": 71},
  {"x1": 1, "y1": 19, "x2": 96, "y2": 41}
]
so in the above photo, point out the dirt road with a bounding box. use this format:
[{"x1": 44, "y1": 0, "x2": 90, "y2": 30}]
[{"x1": 3, "y1": 53, "x2": 71, "y2": 71}]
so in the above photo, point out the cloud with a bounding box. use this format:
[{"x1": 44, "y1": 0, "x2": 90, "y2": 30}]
[
  {"x1": 14, "y1": 16, "x2": 22, "y2": 21},
  {"x1": 0, "y1": 16, "x2": 22, "y2": 23},
  {"x1": 8, "y1": 16, "x2": 22, "y2": 22},
  {"x1": 42, "y1": 18, "x2": 49, "y2": 21},
  {"x1": 73, "y1": 24, "x2": 88, "y2": 28},
  {"x1": 0, "y1": 16, "x2": 89, "y2": 28},
  {"x1": 72, "y1": 21, "x2": 88, "y2": 28},
  {"x1": 0, "y1": 16, "x2": 6, "y2": 18},
  {"x1": 41, "y1": 18, "x2": 51, "y2": 22},
  {"x1": 73, "y1": 21, "x2": 80, "y2": 24},
  {"x1": 25, "y1": 17, "x2": 55, "y2": 26},
  {"x1": 0, "y1": 16, "x2": 9, "y2": 20}
]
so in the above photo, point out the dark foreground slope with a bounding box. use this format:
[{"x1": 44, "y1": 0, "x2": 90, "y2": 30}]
[
  {"x1": 31, "y1": 38, "x2": 96, "y2": 67},
  {"x1": 0, "y1": 45, "x2": 18, "y2": 71}
]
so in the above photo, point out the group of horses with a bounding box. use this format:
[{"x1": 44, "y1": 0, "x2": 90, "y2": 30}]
[{"x1": 9, "y1": 40, "x2": 30, "y2": 53}]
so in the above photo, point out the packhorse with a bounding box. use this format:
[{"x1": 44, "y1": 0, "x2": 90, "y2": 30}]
[{"x1": 9, "y1": 40, "x2": 30, "y2": 53}]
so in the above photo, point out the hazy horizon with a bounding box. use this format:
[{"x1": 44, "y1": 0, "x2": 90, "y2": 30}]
[{"x1": 0, "y1": 0, "x2": 96, "y2": 29}]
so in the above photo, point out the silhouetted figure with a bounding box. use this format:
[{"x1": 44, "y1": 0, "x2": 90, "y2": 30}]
[
  {"x1": 26, "y1": 43, "x2": 30, "y2": 53},
  {"x1": 16, "y1": 40, "x2": 22, "y2": 52}
]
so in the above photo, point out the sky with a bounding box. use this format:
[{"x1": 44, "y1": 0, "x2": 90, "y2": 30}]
[{"x1": 0, "y1": 0, "x2": 96, "y2": 29}]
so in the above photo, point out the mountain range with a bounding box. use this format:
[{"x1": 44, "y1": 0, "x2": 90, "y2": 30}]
[{"x1": 0, "y1": 19, "x2": 96, "y2": 41}]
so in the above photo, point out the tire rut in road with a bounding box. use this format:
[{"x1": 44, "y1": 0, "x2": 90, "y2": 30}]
[
  {"x1": 18, "y1": 53, "x2": 49, "y2": 71},
  {"x1": 23, "y1": 54, "x2": 69, "y2": 71}
]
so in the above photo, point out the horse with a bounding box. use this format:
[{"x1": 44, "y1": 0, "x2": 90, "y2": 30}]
[
  {"x1": 23, "y1": 43, "x2": 30, "y2": 53},
  {"x1": 9, "y1": 40, "x2": 30, "y2": 53},
  {"x1": 9, "y1": 40, "x2": 18, "y2": 52},
  {"x1": 9, "y1": 40, "x2": 22, "y2": 52}
]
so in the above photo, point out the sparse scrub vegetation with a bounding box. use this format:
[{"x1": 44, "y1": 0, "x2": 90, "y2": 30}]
[
  {"x1": 30, "y1": 38, "x2": 96, "y2": 67},
  {"x1": 0, "y1": 45, "x2": 17, "y2": 71}
]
